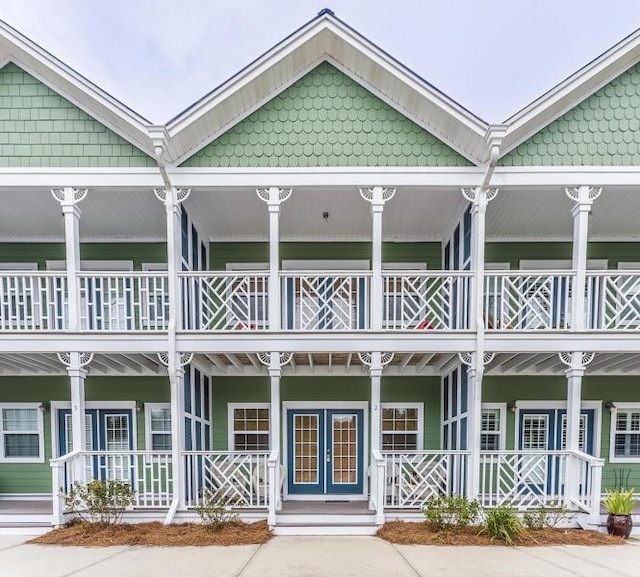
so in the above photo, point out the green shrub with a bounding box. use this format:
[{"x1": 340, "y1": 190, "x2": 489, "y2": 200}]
[
  {"x1": 603, "y1": 488, "x2": 635, "y2": 515},
  {"x1": 423, "y1": 495, "x2": 481, "y2": 533},
  {"x1": 522, "y1": 502, "x2": 570, "y2": 530},
  {"x1": 64, "y1": 479, "x2": 134, "y2": 526},
  {"x1": 480, "y1": 506, "x2": 523, "y2": 545},
  {"x1": 194, "y1": 489, "x2": 239, "y2": 531}
]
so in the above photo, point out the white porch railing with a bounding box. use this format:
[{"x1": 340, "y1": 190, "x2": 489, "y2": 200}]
[
  {"x1": 180, "y1": 272, "x2": 268, "y2": 331},
  {"x1": 586, "y1": 271, "x2": 640, "y2": 330},
  {"x1": 51, "y1": 450, "x2": 174, "y2": 517},
  {"x1": 79, "y1": 273, "x2": 169, "y2": 331},
  {"x1": 281, "y1": 272, "x2": 371, "y2": 330},
  {"x1": 382, "y1": 451, "x2": 469, "y2": 508},
  {"x1": 484, "y1": 272, "x2": 574, "y2": 330},
  {"x1": 382, "y1": 272, "x2": 471, "y2": 330},
  {"x1": 183, "y1": 451, "x2": 271, "y2": 508},
  {"x1": 0, "y1": 273, "x2": 67, "y2": 330}
]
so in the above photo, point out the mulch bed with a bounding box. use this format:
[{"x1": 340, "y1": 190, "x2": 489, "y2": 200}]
[
  {"x1": 378, "y1": 521, "x2": 625, "y2": 546},
  {"x1": 30, "y1": 520, "x2": 272, "y2": 547}
]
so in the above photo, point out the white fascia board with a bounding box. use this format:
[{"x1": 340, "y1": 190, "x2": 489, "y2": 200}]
[
  {"x1": 491, "y1": 166, "x2": 640, "y2": 187},
  {"x1": 485, "y1": 333, "x2": 640, "y2": 353},
  {"x1": 0, "y1": 30, "x2": 155, "y2": 156},
  {"x1": 0, "y1": 334, "x2": 168, "y2": 353},
  {"x1": 501, "y1": 29, "x2": 640, "y2": 156},
  {"x1": 0, "y1": 167, "x2": 164, "y2": 188}
]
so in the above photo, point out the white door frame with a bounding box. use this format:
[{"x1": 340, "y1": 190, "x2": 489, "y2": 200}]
[{"x1": 282, "y1": 400, "x2": 369, "y2": 501}]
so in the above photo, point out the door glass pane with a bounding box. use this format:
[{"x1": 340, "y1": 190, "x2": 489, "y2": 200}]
[
  {"x1": 105, "y1": 414, "x2": 129, "y2": 451},
  {"x1": 560, "y1": 414, "x2": 587, "y2": 451},
  {"x1": 293, "y1": 414, "x2": 318, "y2": 484},
  {"x1": 522, "y1": 415, "x2": 548, "y2": 450},
  {"x1": 65, "y1": 414, "x2": 93, "y2": 453},
  {"x1": 332, "y1": 414, "x2": 357, "y2": 484}
]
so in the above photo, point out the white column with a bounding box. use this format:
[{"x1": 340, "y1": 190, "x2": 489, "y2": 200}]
[
  {"x1": 466, "y1": 357, "x2": 480, "y2": 498},
  {"x1": 51, "y1": 188, "x2": 88, "y2": 332},
  {"x1": 172, "y1": 361, "x2": 187, "y2": 509},
  {"x1": 257, "y1": 187, "x2": 292, "y2": 331},
  {"x1": 360, "y1": 187, "x2": 396, "y2": 330},
  {"x1": 562, "y1": 351, "x2": 586, "y2": 506},
  {"x1": 565, "y1": 186, "x2": 601, "y2": 330},
  {"x1": 268, "y1": 352, "x2": 282, "y2": 523}
]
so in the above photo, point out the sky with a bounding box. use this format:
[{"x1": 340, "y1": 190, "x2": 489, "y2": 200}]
[{"x1": 0, "y1": 0, "x2": 639, "y2": 124}]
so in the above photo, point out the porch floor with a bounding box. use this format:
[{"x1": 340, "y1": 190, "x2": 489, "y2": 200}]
[{"x1": 279, "y1": 500, "x2": 372, "y2": 515}]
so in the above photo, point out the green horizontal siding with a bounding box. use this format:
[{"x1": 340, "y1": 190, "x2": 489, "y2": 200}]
[
  {"x1": 181, "y1": 62, "x2": 471, "y2": 168},
  {"x1": 0, "y1": 376, "x2": 168, "y2": 494},
  {"x1": 212, "y1": 376, "x2": 439, "y2": 451},
  {"x1": 483, "y1": 376, "x2": 640, "y2": 490},
  {"x1": 500, "y1": 62, "x2": 640, "y2": 166},
  {"x1": 0, "y1": 63, "x2": 154, "y2": 167},
  {"x1": 210, "y1": 242, "x2": 441, "y2": 270},
  {"x1": 0, "y1": 243, "x2": 166, "y2": 270}
]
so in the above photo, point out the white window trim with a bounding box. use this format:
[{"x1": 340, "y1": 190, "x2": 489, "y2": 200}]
[
  {"x1": 480, "y1": 403, "x2": 507, "y2": 451},
  {"x1": 0, "y1": 403, "x2": 45, "y2": 463},
  {"x1": 144, "y1": 403, "x2": 172, "y2": 451},
  {"x1": 225, "y1": 262, "x2": 269, "y2": 271},
  {"x1": 0, "y1": 263, "x2": 38, "y2": 271},
  {"x1": 609, "y1": 402, "x2": 640, "y2": 463},
  {"x1": 227, "y1": 403, "x2": 270, "y2": 451},
  {"x1": 382, "y1": 262, "x2": 427, "y2": 270},
  {"x1": 485, "y1": 262, "x2": 511, "y2": 271},
  {"x1": 46, "y1": 260, "x2": 134, "y2": 271},
  {"x1": 519, "y1": 260, "x2": 608, "y2": 270},
  {"x1": 281, "y1": 260, "x2": 370, "y2": 271},
  {"x1": 381, "y1": 402, "x2": 424, "y2": 450},
  {"x1": 142, "y1": 263, "x2": 168, "y2": 271}
]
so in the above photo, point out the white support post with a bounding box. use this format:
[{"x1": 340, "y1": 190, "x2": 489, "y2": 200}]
[
  {"x1": 268, "y1": 352, "x2": 282, "y2": 524},
  {"x1": 257, "y1": 187, "x2": 292, "y2": 331},
  {"x1": 360, "y1": 187, "x2": 396, "y2": 330},
  {"x1": 51, "y1": 187, "x2": 88, "y2": 332},
  {"x1": 565, "y1": 186, "x2": 601, "y2": 330},
  {"x1": 466, "y1": 357, "x2": 480, "y2": 499},
  {"x1": 369, "y1": 352, "x2": 382, "y2": 517}
]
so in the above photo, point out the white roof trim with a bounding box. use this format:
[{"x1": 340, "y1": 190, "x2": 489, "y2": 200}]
[
  {"x1": 0, "y1": 19, "x2": 156, "y2": 158},
  {"x1": 500, "y1": 27, "x2": 640, "y2": 157},
  {"x1": 165, "y1": 12, "x2": 489, "y2": 166}
]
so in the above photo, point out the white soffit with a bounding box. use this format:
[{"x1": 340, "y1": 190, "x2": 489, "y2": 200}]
[
  {"x1": 500, "y1": 27, "x2": 640, "y2": 156},
  {"x1": 165, "y1": 12, "x2": 489, "y2": 166},
  {"x1": 0, "y1": 20, "x2": 156, "y2": 157}
]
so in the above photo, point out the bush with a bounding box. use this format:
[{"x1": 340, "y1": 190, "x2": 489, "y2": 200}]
[
  {"x1": 194, "y1": 489, "x2": 239, "y2": 531},
  {"x1": 522, "y1": 502, "x2": 571, "y2": 530},
  {"x1": 423, "y1": 495, "x2": 481, "y2": 533},
  {"x1": 480, "y1": 506, "x2": 523, "y2": 545},
  {"x1": 64, "y1": 480, "x2": 134, "y2": 526}
]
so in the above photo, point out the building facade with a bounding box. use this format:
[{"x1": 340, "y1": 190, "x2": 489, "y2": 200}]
[{"x1": 0, "y1": 11, "x2": 640, "y2": 534}]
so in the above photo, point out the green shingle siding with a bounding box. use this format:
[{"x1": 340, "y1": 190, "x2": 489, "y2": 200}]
[
  {"x1": 182, "y1": 62, "x2": 471, "y2": 168},
  {"x1": 0, "y1": 63, "x2": 154, "y2": 167},
  {"x1": 500, "y1": 63, "x2": 640, "y2": 166}
]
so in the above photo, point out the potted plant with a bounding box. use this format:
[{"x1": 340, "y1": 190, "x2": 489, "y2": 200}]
[{"x1": 603, "y1": 488, "x2": 635, "y2": 538}]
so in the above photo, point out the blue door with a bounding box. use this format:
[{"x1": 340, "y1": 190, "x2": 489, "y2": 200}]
[{"x1": 287, "y1": 409, "x2": 364, "y2": 496}]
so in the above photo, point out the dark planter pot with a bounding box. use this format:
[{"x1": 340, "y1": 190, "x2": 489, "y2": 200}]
[{"x1": 606, "y1": 514, "x2": 633, "y2": 539}]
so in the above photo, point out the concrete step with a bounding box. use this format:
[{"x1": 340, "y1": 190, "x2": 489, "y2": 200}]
[
  {"x1": 273, "y1": 522, "x2": 379, "y2": 536},
  {"x1": 275, "y1": 513, "x2": 376, "y2": 525},
  {"x1": 0, "y1": 522, "x2": 51, "y2": 536}
]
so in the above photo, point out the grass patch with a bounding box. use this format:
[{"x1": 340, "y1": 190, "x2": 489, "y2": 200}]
[
  {"x1": 378, "y1": 521, "x2": 624, "y2": 546},
  {"x1": 30, "y1": 520, "x2": 271, "y2": 547}
]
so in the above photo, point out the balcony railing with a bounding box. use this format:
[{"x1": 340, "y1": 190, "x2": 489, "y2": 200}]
[{"x1": 3, "y1": 269, "x2": 640, "y2": 333}]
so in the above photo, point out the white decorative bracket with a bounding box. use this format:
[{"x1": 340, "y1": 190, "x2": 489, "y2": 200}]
[
  {"x1": 257, "y1": 352, "x2": 293, "y2": 367},
  {"x1": 457, "y1": 352, "x2": 495, "y2": 366},
  {"x1": 157, "y1": 352, "x2": 193, "y2": 367},
  {"x1": 51, "y1": 187, "x2": 89, "y2": 209},
  {"x1": 148, "y1": 126, "x2": 170, "y2": 159},
  {"x1": 359, "y1": 186, "x2": 396, "y2": 209},
  {"x1": 565, "y1": 186, "x2": 602, "y2": 204},
  {"x1": 256, "y1": 187, "x2": 293, "y2": 207},
  {"x1": 461, "y1": 187, "x2": 498, "y2": 207},
  {"x1": 358, "y1": 352, "x2": 395, "y2": 367},
  {"x1": 558, "y1": 351, "x2": 596, "y2": 369},
  {"x1": 57, "y1": 352, "x2": 94, "y2": 368},
  {"x1": 153, "y1": 187, "x2": 191, "y2": 204}
]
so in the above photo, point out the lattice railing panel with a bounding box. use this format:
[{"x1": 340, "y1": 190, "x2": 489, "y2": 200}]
[{"x1": 586, "y1": 272, "x2": 640, "y2": 330}]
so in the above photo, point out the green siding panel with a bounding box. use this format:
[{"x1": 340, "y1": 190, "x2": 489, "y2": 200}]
[
  {"x1": 0, "y1": 63, "x2": 155, "y2": 167},
  {"x1": 500, "y1": 63, "x2": 640, "y2": 166},
  {"x1": 483, "y1": 376, "x2": 640, "y2": 490},
  {"x1": 182, "y1": 62, "x2": 471, "y2": 168},
  {"x1": 0, "y1": 376, "x2": 168, "y2": 494},
  {"x1": 210, "y1": 242, "x2": 441, "y2": 270}
]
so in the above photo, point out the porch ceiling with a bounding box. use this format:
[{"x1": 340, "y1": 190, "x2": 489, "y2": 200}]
[{"x1": 485, "y1": 352, "x2": 640, "y2": 375}]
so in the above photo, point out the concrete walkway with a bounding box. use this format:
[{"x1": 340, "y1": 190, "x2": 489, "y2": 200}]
[{"x1": 0, "y1": 535, "x2": 639, "y2": 577}]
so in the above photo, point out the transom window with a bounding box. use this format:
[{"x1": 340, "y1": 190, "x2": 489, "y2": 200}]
[
  {"x1": 145, "y1": 405, "x2": 172, "y2": 451},
  {"x1": 229, "y1": 405, "x2": 270, "y2": 451},
  {"x1": 381, "y1": 404, "x2": 423, "y2": 451},
  {"x1": 612, "y1": 408, "x2": 640, "y2": 461},
  {"x1": 0, "y1": 405, "x2": 43, "y2": 462}
]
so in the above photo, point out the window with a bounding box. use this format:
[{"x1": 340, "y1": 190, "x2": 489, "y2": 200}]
[
  {"x1": 0, "y1": 405, "x2": 43, "y2": 462},
  {"x1": 146, "y1": 405, "x2": 172, "y2": 450},
  {"x1": 611, "y1": 407, "x2": 640, "y2": 462},
  {"x1": 228, "y1": 404, "x2": 270, "y2": 451},
  {"x1": 480, "y1": 404, "x2": 506, "y2": 451},
  {"x1": 381, "y1": 404, "x2": 423, "y2": 451}
]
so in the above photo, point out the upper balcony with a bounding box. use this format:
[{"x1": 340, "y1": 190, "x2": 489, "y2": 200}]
[{"x1": 1, "y1": 268, "x2": 639, "y2": 334}]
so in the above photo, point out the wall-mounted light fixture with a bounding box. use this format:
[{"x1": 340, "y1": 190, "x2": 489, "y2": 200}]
[
  {"x1": 39, "y1": 400, "x2": 51, "y2": 413},
  {"x1": 604, "y1": 400, "x2": 616, "y2": 412},
  {"x1": 135, "y1": 400, "x2": 145, "y2": 412},
  {"x1": 507, "y1": 400, "x2": 517, "y2": 413}
]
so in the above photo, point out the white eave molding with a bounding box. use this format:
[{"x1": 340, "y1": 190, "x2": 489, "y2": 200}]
[
  {"x1": 0, "y1": 19, "x2": 156, "y2": 158},
  {"x1": 500, "y1": 27, "x2": 640, "y2": 157},
  {"x1": 164, "y1": 11, "x2": 490, "y2": 166}
]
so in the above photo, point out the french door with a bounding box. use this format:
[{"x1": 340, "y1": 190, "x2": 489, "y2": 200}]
[{"x1": 286, "y1": 409, "x2": 364, "y2": 496}]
